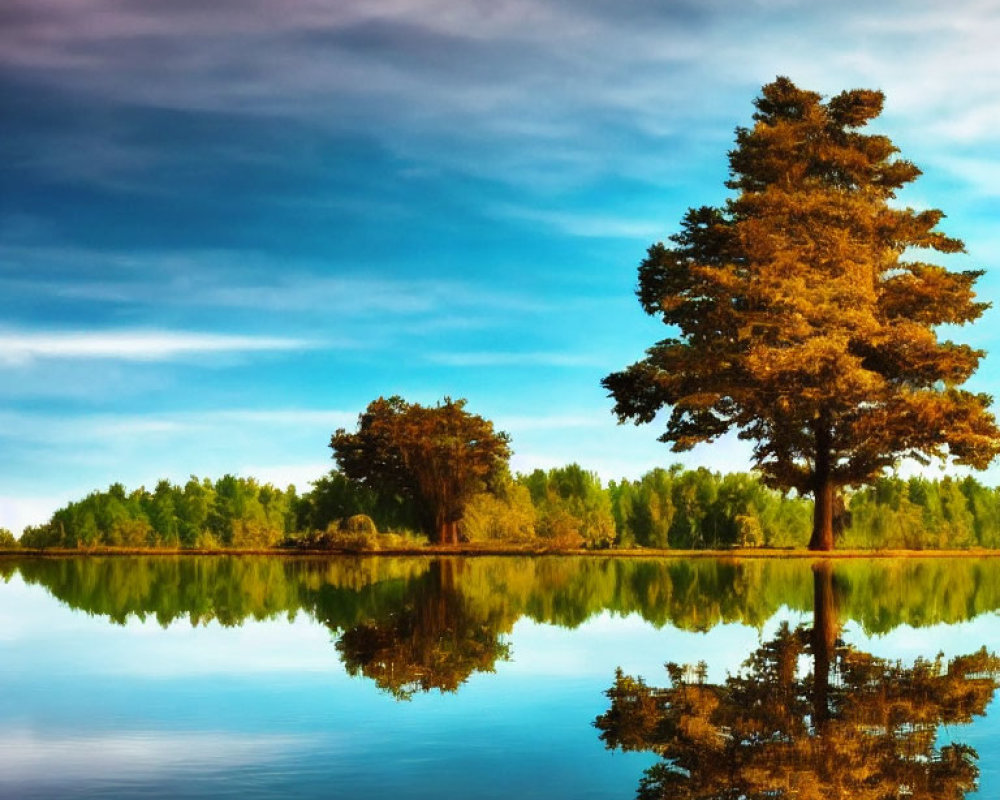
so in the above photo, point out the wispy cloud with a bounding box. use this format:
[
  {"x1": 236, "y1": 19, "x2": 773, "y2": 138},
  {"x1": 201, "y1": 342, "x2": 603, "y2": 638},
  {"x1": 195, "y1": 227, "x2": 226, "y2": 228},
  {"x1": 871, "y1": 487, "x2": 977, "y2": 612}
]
[
  {"x1": 0, "y1": 409, "x2": 359, "y2": 444},
  {"x1": 0, "y1": 330, "x2": 318, "y2": 365},
  {"x1": 496, "y1": 206, "x2": 667, "y2": 240},
  {"x1": 494, "y1": 413, "x2": 607, "y2": 431},
  {"x1": 235, "y1": 462, "x2": 334, "y2": 489},
  {"x1": 425, "y1": 351, "x2": 607, "y2": 368},
  {"x1": 0, "y1": 495, "x2": 73, "y2": 535},
  {"x1": 0, "y1": 246, "x2": 552, "y2": 316}
]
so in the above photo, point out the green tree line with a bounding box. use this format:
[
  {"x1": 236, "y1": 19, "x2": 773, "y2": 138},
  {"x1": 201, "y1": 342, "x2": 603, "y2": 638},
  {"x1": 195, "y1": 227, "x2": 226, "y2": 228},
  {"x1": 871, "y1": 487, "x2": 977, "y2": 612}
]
[
  {"x1": 18, "y1": 476, "x2": 301, "y2": 550},
  {"x1": 11, "y1": 468, "x2": 1000, "y2": 551}
]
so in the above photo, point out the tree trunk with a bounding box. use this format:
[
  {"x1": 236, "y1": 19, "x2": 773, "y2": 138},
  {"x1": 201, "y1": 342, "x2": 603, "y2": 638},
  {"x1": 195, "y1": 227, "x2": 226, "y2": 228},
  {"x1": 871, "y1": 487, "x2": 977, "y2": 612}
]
[
  {"x1": 435, "y1": 518, "x2": 459, "y2": 544},
  {"x1": 810, "y1": 480, "x2": 834, "y2": 551},
  {"x1": 811, "y1": 560, "x2": 838, "y2": 731},
  {"x1": 809, "y1": 419, "x2": 835, "y2": 551}
]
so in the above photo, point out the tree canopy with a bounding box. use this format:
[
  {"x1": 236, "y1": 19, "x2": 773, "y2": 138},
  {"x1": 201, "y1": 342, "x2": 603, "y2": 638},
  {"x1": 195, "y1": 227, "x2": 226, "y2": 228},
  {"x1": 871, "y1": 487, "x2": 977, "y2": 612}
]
[
  {"x1": 604, "y1": 77, "x2": 1000, "y2": 550},
  {"x1": 330, "y1": 396, "x2": 511, "y2": 544}
]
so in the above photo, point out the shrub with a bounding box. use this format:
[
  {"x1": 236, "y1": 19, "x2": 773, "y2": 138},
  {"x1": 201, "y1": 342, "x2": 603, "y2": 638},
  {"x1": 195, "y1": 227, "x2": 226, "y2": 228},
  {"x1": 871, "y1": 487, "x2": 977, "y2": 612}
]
[{"x1": 340, "y1": 515, "x2": 378, "y2": 537}]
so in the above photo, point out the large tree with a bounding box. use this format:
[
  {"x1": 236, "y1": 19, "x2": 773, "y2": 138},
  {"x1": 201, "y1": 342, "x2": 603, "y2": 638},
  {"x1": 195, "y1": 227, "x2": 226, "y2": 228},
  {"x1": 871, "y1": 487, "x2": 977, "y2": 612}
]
[
  {"x1": 330, "y1": 396, "x2": 511, "y2": 544},
  {"x1": 604, "y1": 77, "x2": 1000, "y2": 550}
]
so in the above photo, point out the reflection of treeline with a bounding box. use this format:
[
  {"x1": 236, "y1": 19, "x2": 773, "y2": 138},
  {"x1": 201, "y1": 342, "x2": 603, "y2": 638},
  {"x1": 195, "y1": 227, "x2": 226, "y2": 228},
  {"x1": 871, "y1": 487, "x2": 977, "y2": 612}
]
[
  {"x1": 14, "y1": 468, "x2": 1000, "y2": 551},
  {"x1": 8, "y1": 556, "x2": 1000, "y2": 636}
]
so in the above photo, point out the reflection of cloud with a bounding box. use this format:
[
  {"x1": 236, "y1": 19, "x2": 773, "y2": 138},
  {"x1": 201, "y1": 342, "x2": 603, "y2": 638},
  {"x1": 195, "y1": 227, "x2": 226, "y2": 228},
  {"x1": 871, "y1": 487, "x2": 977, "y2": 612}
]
[
  {"x1": 507, "y1": 615, "x2": 770, "y2": 684},
  {"x1": 0, "y1": 330, "x2": 317, "y2": 365},
  {"x1": 0, "y1": 730, "x2": 308, "y2": 783}
]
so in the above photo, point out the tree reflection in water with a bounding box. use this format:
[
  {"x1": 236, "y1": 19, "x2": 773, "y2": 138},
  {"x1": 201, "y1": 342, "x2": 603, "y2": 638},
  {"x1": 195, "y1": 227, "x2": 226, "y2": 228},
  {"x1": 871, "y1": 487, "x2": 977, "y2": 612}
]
[
  {"x1": 335, "y1": 559, "x2": 512, "y2": 699},
  {"x1": 9, "y1": 555, "x2": 1000, "y2": 712},
  {"x1": 595, "y1": 561, "x2": 1000, "y2": 799}
]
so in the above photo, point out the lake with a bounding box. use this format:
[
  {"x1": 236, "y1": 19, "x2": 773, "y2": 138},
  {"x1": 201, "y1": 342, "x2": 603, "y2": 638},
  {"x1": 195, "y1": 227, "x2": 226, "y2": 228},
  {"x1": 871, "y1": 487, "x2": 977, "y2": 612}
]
[{"x1": 2, "y1": 555, "x2": 1000, "y2": 798}]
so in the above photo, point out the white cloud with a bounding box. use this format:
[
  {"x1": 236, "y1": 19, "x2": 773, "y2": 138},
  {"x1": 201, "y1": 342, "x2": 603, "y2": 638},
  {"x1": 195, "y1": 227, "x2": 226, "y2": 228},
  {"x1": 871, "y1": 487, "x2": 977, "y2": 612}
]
[
  {"x1": 0, "y1": 330, "x2": 316, "y2": 365},
  {"x1": 921, "y1": 155, "x2": 1000, "y2": 199},
  {"x1": 494, "y1": 413, "x2": 607, "y2": 431},
  {"x1": 0, "y1": 247, "x2": 552, "y2": 318},
  {"x1": 496, "y1": 205, "x2": 667, "y2": 240},
  {"x1": 0, "y1": 408, "x2": 358, "y2": 444},
  {"x1": 235, "y1": 462, "x2": 333, "y2": 490},
  {"x1": 425, "y1": 351, "x2": 607, "y2": 368},
  {"x1": 0, "y1": 495, "x2": 71, "y2": 535}
]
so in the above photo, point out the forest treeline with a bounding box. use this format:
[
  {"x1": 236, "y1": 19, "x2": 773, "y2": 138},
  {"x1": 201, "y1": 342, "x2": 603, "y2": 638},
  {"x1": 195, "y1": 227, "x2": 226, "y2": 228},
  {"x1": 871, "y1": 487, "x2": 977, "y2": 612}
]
[{"x1": 9, "y1": 467, "x2": 1000, "y2": 551}]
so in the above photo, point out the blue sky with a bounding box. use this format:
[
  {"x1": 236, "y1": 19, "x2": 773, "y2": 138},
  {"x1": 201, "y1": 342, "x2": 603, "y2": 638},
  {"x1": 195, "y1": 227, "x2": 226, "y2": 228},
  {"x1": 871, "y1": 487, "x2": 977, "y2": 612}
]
[{"x1": 4, "y1": 0, "x2": 1000, "y2": 531}]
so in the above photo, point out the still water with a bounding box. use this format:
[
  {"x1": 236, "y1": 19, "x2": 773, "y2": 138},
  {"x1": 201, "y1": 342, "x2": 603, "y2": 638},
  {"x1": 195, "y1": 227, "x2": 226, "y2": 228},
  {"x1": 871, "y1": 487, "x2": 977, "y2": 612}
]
[{"x1": 1, "y1": 556, "x2": 999, "y2": 798}]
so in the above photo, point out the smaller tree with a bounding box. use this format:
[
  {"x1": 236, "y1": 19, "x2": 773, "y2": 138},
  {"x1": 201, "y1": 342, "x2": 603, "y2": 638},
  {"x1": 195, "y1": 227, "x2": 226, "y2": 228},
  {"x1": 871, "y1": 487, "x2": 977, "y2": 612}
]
[
  {"x1": 330, "y1": 396, "x2": 511, "y2": 544},
  {"x1": 0, "y1": 528, "x2": 18, "y2": 549}
]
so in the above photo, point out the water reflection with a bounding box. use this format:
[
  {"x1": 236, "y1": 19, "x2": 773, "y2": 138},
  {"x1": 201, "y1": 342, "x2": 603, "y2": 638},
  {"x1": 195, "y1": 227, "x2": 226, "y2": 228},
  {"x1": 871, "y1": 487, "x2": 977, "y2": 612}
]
[
  {"x1": 6, "y1": 555, "x2": 1000, "y2": 701},
  {"x1": 596, "y1": 561, "x2": 1000, "y2": 799},
  {"x1": 335, "y1": 560, "x2": 512, "y2": 698}
]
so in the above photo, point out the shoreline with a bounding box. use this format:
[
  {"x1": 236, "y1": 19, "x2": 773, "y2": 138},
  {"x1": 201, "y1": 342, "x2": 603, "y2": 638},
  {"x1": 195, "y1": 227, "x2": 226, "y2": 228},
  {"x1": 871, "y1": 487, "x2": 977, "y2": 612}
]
[{"x1": 4, "y1": 545, "x2": 1000, "y2": 559}]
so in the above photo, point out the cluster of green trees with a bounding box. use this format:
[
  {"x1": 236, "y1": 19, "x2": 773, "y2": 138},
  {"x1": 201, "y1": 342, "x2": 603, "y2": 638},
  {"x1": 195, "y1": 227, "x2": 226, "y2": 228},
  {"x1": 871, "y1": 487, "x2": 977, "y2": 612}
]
[
  {"x1": 18, "y1": 476, "x2": 301, "y2": 550},
  {"x1": 13, "y1": 467, "x2": 1000, "y2": 551},
  {"x1": 843, "y1": 475, "x2": 1000, "y2": 550},
  {"x1": 609, "y1": 467, "x2": 812, "y2": 549}
]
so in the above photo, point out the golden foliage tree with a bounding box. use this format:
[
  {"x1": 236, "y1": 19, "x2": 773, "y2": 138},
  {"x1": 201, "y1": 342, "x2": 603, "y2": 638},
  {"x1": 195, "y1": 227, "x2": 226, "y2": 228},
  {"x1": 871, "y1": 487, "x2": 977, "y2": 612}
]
[
  {"x1": 330, "y1": 396, "x2": 511, "y2": 544},
  {"x1": 604, "y1": 78, "x2": 1000, "y2": 550}
]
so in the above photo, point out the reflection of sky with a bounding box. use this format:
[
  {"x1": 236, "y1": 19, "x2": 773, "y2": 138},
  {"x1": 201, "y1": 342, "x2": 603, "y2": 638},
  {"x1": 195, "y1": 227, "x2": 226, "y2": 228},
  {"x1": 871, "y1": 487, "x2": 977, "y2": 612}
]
[{"x1": 3, "y1": 574, "x2": 1000, "y2": 798}]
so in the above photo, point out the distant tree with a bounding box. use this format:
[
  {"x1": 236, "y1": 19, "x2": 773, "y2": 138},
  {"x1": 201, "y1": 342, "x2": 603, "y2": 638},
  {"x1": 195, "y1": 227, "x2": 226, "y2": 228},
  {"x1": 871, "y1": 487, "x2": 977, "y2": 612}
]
[
  {"x1": 520, "y1": 464, "x2": 616, "y2": 548},
  {"x1": 297, "y1": 470, "x2": 418, "y2": 535},
  {"x1": 604, "y1": 77, "x2": 1000, "y2": 550},
  {"x1": 0, "y1": 528, "x2": 17, "y2": 549},
  {"x1": 19, "y1": 524, "x2": 59, "y2": 549},
  {"x1": 176, "y1": 477, "x2": 211, "y2": 547},
  {"x1": 149, "y1": 480, "x2": 180, "y2": 547},
  {"x1": 330, "y1": 397, "x2": 511, "y2": 544},
  {"x1": 459, "y1": 470, "x2": 536, "y2": 543}
]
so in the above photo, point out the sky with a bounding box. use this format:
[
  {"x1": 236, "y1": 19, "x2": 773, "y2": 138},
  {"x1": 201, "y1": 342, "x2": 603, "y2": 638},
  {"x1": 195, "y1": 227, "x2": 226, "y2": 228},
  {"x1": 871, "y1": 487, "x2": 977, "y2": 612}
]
[{"x1": 4, "y1": 0, "x2": 1000, "y2": 532}]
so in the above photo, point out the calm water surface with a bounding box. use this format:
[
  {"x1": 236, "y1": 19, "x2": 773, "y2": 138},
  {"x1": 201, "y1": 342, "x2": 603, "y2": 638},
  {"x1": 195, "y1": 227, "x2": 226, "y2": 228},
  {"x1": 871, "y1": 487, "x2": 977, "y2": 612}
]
[{"x1": 1, "y1": 556, "x2": 999, "y2": 799}]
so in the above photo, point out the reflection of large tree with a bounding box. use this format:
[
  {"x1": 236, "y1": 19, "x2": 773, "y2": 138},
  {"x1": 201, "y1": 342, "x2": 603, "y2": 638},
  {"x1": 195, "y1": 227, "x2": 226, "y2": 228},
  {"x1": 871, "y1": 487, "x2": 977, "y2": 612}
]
[
  {"x1": 334, "y1": 559, "x2": 512, "y2": 699},
  {"x1": 596, "y1": 562, "x2": 1000, "y2": 799}
]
